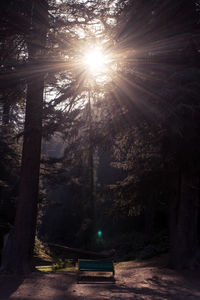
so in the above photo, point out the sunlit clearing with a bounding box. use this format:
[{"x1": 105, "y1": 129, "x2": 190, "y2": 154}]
[{"x1": 84, "y1": 47, "x2": 107, "y2": 76}]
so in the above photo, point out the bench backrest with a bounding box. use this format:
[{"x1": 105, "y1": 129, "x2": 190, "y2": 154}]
[{"x1": 79, "y1": 259, "x2": 114, "y2": 272}]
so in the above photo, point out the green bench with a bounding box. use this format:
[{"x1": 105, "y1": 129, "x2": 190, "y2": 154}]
[{"x1": 77, "y1": 259, "x2": 115, "y2": 282}]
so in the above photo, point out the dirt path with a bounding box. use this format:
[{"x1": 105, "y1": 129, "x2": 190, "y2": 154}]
[{"x1": 0, "y1": 257, "x2": 200, "y2": 300}]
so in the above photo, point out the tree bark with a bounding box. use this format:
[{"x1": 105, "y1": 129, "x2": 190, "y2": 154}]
[
  {"x1": 1, "y1": 96, "x2": 10, "y2": 135},
  {"x1": 169, "y1": 169, "x2": 199, "y2": 269},
  {"x1": 1, "y1": 75, "x2": 45, "y2": 274},
  {"x1": 145, "y1": 193, "x2": 156, "y2": 235},
  {"x1": 88, "y1": 90, "x2": 95, "y2": 242},
  {"x1": 0, "y1": 0, "x2": 48, "y2": 274},
  {"x1": 2, "y1": 100, "x2": 10, "y2": 126}
]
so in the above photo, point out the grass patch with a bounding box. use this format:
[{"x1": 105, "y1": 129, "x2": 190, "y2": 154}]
[
  {"x1": 36, "y1": 265, "x2": 53, "y2": 272},
  {"x1": 52, "y1": 259, "x2": 77, "y2": 271},
  {"x1": 36, "y1": 260, "x2": 77, "y2": 272}
]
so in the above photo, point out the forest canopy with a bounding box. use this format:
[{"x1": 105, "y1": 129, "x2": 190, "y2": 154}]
[{"x1": 0, "y1": 0, "x2": 200, "y2": 273}]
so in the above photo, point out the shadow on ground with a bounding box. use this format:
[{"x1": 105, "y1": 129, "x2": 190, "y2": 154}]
[
  {"x1": 0, "y1": 258, "x2": 200, "y2": 300},
  {"x1": 0, "y1": 275, "x2": 24, "y2": 299}
]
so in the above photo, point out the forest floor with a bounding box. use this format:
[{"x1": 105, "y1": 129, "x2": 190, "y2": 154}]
[{"x1": 0, "y1": 255, "x2": 200, "y2": 300}]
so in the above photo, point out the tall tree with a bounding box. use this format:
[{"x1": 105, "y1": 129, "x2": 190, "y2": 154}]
[
  {"x1": 107, "y1": 0, "x2": 200, "y2": 269},
  {"x1": 0, "y1": 0, "x2": 115, "y2": 272},
  {"x1": 1, "y1": 0, "x2": 49, "y2": 273}
]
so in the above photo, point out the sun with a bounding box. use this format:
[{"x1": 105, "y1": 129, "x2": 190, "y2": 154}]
[
  {"x1": 78, "y1": 43, "x2": 114, "y2": 84},
  {"x1": 83, "y1": 47, "x2": 108, "y2": 76}
]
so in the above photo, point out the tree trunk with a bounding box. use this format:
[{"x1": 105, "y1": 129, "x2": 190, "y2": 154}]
[
  {"x1": 2, "y1": 100, "x2": 10, "y2": 126},
  {"x1": 0, "y1": 0, "x2": 48, "y2": 274},
  {"x1": 1, "y1": 75, "x2": 45, "y2": 274},
  {"x1": 1, "y1": 97, "x2": 10, "y2": 135},
  {"x1": 169, "y1": 169, "x2": 199, "y2": 269},
  {"x1": 88, "y1": 90, "x2": 95, "y2": 241},
  {"x1": 145, "y1": 194, "x2": 155, "y2": 235}
]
